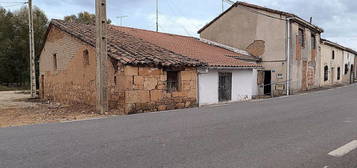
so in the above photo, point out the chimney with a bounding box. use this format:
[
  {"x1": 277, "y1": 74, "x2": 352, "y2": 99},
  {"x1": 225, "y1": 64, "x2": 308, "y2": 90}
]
[{"x1": 310, "y1": 17, "x2": 313, "y2": 24}]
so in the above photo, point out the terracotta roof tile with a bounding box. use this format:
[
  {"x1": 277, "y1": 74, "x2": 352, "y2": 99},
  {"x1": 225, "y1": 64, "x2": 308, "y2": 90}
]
[
  {"x1": 113, "y1": 26, "x2": 260, "y2": 68},
  {"x1": 50, "y1": 19, "x2": 260, "y2": 68}
]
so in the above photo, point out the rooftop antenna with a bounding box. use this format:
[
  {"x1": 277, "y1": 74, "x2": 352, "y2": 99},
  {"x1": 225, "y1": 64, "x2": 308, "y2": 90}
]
[
  {"x1": 116, "y1": 15, "x2": 128, "y2": 26},
  {"x1": 156, "y1": 0, "x2": 159, "y2": 32}
]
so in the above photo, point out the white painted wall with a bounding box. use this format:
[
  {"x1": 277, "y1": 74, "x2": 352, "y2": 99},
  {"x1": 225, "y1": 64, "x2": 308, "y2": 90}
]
[{"x1": 198, "y1": 69, "x2": 258, "y2": 106}]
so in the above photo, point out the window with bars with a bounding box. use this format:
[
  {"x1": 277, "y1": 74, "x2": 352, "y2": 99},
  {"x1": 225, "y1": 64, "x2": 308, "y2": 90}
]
[{"x1": 167, "y1": 71, "x2": 180, "y2": 92}]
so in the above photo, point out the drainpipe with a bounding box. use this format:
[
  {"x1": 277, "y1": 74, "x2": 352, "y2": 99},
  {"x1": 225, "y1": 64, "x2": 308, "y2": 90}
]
[{"x1": 286, "y1": 17, "x2": 293, "y2": 96}]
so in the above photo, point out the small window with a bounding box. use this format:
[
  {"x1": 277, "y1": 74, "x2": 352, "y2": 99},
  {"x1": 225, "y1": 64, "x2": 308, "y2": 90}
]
[
  {"x1": 337, "y1": 67, "x2": 341, "y2": 80},
  {"x1": 311, "y1": 34, "x2": 316, "y2": 49},
  {"x1": 167, "y1": 71, "x2": 180, "y2": 92},
  {"x1": 114, "y1": 76, "x2": 117, "y2": 85},
  {"x1": 298, "y1": 28, "x2": 305, "y2": 47},
  {"x1": 332, "y1": 50, "x2": 335, "y2": 60},
  {"x1": 345, "y1": 64, "x2": 349, "y2": 75},
  {"x1": 83, "y1": 50, "x2": 89, "y2": 65},
  {"x1": 324, "y1": 66, "x2": 329, "y2": 81},
  {"x1": 53, "y1": 54, "x2": 58, "y2": 70}
]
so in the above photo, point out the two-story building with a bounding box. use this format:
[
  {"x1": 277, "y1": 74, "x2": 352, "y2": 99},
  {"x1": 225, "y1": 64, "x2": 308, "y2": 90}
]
[
  {"x1": 342, "y1": 48, "x2": 356, "y2": 84},
  {"x1": 320, "y1": 39, "x2": 345, "y2": 86},
  {"x1": 198, "y1": 1, "x2": 324, "y2": 96}
]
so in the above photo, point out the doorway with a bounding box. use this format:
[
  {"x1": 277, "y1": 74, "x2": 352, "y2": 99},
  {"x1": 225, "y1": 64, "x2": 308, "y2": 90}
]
[
  {"x1": 41, "y1": 75, "x2": 44, "y2": 99},
  {"x1": 263, "y1": 71, "x2": 272, "y2": 95},
  {"x1": 218, "y1": 72, "x2": 232, "y2": 102}
]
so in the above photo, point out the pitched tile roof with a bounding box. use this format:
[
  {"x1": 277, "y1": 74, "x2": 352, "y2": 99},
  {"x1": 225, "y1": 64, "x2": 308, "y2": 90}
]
[
  {"x1": 50, "y1": 19, "x2": 260, "y2": 68},
  {"x1": 113, "y1": 26, "x2": 260, "y2": 68},
  {"x1": 50, "y1": 19, "x2": 204, "y2": 67}
]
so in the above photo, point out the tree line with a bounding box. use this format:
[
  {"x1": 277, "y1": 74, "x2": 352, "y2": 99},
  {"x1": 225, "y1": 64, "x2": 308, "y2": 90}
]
[{"x1": 0, "y1": 6, "x2": 99, "y2": 88}]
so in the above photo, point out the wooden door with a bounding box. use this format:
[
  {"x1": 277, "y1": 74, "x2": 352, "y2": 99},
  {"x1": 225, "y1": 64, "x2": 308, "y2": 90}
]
[{"x1": 219, "y1": 72, "x2": 232, "y2": 102}]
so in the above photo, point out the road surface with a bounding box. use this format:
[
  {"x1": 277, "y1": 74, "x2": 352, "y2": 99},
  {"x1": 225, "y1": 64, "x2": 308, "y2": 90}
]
[{"x1": 1, "y1": 85, "x2": 357, "y2": 168}]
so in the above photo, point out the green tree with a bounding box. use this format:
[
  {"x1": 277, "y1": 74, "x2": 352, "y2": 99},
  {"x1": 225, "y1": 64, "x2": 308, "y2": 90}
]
[
  {"x1": 0, "y1": 6, "x2": 48, "y2": 88},
  {"x1": 64, "y1": 11, "x2": 111, "y2": 24}
]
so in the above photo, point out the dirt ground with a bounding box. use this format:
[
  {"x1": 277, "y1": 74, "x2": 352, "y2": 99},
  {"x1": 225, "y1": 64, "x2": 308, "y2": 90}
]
[{"x1": 0, "y1": 91, "x2": 105, "y2": 128}]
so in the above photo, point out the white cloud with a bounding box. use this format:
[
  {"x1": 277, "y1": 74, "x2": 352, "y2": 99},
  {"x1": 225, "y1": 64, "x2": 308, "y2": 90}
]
[{"x1": 147, "y1": 14, "x2": 208, "y2": 37}]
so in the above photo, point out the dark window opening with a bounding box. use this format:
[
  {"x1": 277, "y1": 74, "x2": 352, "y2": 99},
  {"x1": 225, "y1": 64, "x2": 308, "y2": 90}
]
[
  {"x1": 311, "y1": 34, "x2": 316, "y2": 49},
  {"x1": 345, "y1": 64, "x2": 349, "y2": 75},
  {"x1": 53, "y1": 54, "x2": 57, "y2": 70},
  {"x1": 83, "y1": 50, "x2": 89, "y2": 65},
  {"x1": 324, "y1": 66, "x2": 329, "y2": 81},
  {"x1": 298, "y1": 28, "x2": 305, "y2": 47},
  {"x1": 332, "y1": 50, "x2": 335, "y2": 60},
  {"x1": 167, "y1": 71, "x2": 180, "y2": 92},
  {"x1": 114, "y1": 76, "x2": 117, "y2": 85},
  {"x1": 337, "y1": 67, "x2": 341, "y2": 80}
]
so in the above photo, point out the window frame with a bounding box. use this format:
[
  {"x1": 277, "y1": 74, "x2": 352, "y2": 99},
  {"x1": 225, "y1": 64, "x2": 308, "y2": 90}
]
[
  {"x1": 298, "y1": 28, "x2": 305, "y2": 48},
  {"x1": 53, "y1": 54, "x2": 58, "y2": 71},
  {"x1": 166, "y1": 71, "x2": 180, "y2": 92},
  {"x1": 332, "y1": 50, "x2": 335, "y2": 60},
  {"x1": 324, "y1": 65, "x2": 329, "y2": 81},
  {"x1": 83, "y1": 49, "x2": 90, "y2": 66},
  {"x1": 311, "y1": 34, "x2": 316, "y2": 49}
]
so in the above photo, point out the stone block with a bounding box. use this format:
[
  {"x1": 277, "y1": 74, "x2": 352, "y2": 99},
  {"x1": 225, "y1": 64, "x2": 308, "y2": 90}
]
[
  {"x1": 150, "y1": 90, "x2": 164, "y2": 102},
  {"x1": 125, "y1": 90, "x2": 150, "y2": 104},
  {"x1": 139, "y1": 67, "x2": 162, "y2": 76},
  {"x1": 176, "y1": 103, "x2": 185, "y2": 109},
  {"x1": 158, "y1": 105, "x2": 167, "y2": 111},
  {"x1": 144, "y1": 77, "x2": 158, "y2": 90},
  {"x1": 134, "y1": 76, "x2": 144, "y2": 86},
  {"x1": 125, "y1": 66, "x2": 138, "y2": 76},
  {"x1": 180, "y1": 71, "x2": 195, "y2": 81}
]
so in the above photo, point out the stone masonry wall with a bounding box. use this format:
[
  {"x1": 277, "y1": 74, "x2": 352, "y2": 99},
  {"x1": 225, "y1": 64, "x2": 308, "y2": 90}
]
[
  {"x1": 114, "y1": 66, "x2": 198, "y2": 115},
  {"x1": 40, "y1": 26, "x2": 198, "y2": 115}
]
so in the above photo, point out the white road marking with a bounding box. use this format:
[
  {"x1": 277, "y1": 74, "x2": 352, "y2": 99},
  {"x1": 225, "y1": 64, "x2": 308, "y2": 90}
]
[{"x1": 328, "y1": 140, "x2": 357, "y2": 157}]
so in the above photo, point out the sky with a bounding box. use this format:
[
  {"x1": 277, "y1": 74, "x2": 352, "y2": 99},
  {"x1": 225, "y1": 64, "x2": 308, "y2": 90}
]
[{"x1": 1, "y1": 0, "x2": 357, "y2": 50}]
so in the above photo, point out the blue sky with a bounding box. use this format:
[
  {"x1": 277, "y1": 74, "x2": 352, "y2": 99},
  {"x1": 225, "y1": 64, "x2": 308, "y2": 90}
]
[{"x1": 1, "y1": 0, "x2": 357, "y2": 50}]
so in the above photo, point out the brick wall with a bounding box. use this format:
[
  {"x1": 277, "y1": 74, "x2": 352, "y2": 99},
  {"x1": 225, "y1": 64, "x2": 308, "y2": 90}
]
[{"x1": 40, "y1": 26, "x2": 198, "y2": 115}]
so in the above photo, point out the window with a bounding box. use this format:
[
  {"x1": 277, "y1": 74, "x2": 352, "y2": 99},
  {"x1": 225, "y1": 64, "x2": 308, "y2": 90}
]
[
  {"x1": 298, "y1": 28, "x2": 305, "y2": 47},
  {"x1": 337, "y1": 67, "x2": 341, "y2": 80},
  {"x1": 311, "y1": 34, "x2": 316, "y2": 49},
  {"x1": 83, "y1": 50, "x2": 89, "y2": 65},
  {"x1": 345, "y1": 64, "x2": 349, "y2": 75},
  {"x1": 324, "y1": 66, "x2": 329, "y2": 81},
  {"x1": 167, "y1": 71, "x2": 180, "y2": 92},
  {"x1": 53, "y1": 54, "x2": 57, "y2": 70},
  {"x1": 332, "y1": 50, "x2": 335, "y2": 60}
]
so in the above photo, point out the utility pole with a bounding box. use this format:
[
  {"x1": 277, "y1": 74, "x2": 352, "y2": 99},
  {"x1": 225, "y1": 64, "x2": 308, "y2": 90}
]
[
  {"x1": 95, "y1": 0, "x2": 108, "y2": 113},
  {"x1": 116, "y1": 15, "x2": 128, "y2": 26},
  {"x1": 156, "y1": 0, "x2": 159, "y2": 32},
  {"x1": 28, "y1": 0, "x2": 36, "y2": 98}
]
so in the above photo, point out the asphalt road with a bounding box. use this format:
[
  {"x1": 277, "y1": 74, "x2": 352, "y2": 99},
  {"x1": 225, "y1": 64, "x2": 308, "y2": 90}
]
[{"x1": 1, "y1": 85, "x2": 357, "y2": 168}]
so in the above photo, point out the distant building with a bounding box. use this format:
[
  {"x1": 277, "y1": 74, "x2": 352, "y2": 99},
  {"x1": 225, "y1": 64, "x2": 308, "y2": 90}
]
[
  {"x1": 320, "y1": 39, "x2": 345, "y2": 86},
  {"x1": 39, "y1": 20, "x2": 260, "y2": 114},
  {"x1": 198, "y1": 1, "x2": 324, "y2": 96}
]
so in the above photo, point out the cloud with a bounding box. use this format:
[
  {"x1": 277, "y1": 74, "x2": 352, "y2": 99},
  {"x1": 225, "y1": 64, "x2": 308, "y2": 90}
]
[{"x1": 147, "y1": 14, "x2": 208, "y2": 37}]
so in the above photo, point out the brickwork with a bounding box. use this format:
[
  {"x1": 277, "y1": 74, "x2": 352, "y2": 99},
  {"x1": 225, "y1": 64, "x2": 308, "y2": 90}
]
[{"x1": 40, "y1": 26, "x2": 198, "y2": 115}]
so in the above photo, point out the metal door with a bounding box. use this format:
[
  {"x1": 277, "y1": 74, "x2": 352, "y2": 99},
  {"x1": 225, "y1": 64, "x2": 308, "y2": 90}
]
[{"x1": 219, "y1": 72, "x2": 232, "y2": 102}]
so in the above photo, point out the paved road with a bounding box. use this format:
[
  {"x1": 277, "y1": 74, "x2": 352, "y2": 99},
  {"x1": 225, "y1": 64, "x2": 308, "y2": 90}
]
[{"x1": 1, "y1": 85, "x2": 357, "y2": 168}]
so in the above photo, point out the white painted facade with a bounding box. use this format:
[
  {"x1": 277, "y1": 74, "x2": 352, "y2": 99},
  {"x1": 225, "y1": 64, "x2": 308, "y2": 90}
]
[{"x1": 198, "y1": 69, "x2": 258, "y2": 106}]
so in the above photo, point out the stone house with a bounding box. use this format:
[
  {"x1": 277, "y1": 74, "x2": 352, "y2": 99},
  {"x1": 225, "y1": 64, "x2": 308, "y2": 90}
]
[
  {"x1": 320, "y1": 39, "x2": 345, "y2": 86},
  {"x1": 39, "y1": 19, "x2": 260, "y2": 114},
  {"x1": 342, "y1": 48, "x2": 356, "y2": 84},
  {"x1": 198, "y1": 1, "x2": 324, "y2": 96}
]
